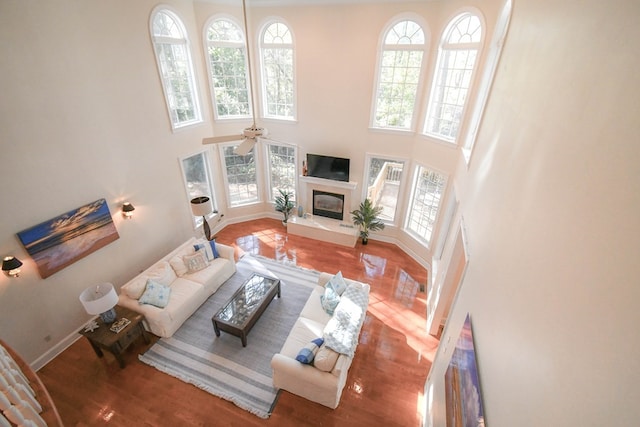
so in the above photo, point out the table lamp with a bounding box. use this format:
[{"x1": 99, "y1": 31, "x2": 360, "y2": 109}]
[
  {"x1": 79, "y1": 283, "x2": 119, "y2": 323},
  {"x1": 190, "y1": 196, "x2": 214, "y2": 241}
]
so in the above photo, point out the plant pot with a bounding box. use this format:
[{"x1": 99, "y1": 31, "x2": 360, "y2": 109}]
[{"x1": 362, "y1": 237, "x2": 368, "y2": 245}]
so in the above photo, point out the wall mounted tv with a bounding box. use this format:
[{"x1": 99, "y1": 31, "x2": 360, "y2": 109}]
[{"x1": 306, "y1": 154, "x2": 350, "y2": 182}]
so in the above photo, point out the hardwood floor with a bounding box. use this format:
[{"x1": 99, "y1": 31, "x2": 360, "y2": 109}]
[{"x1": 38, "y1": 218, "x2": 440, "y2": 426}]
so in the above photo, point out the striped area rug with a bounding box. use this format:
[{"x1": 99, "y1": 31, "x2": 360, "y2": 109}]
[{"x1": 138, "y1": 255, "x2": 319, "y2": 418}]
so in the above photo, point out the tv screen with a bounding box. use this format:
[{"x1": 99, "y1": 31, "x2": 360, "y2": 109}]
[{"x1": 306, "y1": 154, "x2": 350, "y2": 182}]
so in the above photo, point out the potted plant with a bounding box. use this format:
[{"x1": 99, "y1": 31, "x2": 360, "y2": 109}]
[
  {"x1": 274, "y1": 189, "x2": 295, "y2": 225},
  {"x1": 350, "y1": 198, "x2": 385, "y2": 245}
]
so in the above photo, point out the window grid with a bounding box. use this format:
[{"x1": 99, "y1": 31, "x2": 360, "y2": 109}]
[
  {"x1": 407, "y1": 166, "x2": 446, "y2": 245},
  {"x1": 267, "y1": 144, "x2": 297, "y2": 202},
  {"x1": 206, "y1": 19, "x2": 251, "y2": 119},
  {"x1": 151, "y1": 10, "x2": 201, "y2": 129},
  {"x1": 222, "y1": 146, "x2": 259, "y2": 207},
  {"x1": 373, "y1": 20, "x2": 426, "y2": 130},
  {"x1": 261, "y1": 22, "x2": 294, "y2": 120},
  {"x1": 424, "y1": 13, "x2": 482, "y2": 142}
]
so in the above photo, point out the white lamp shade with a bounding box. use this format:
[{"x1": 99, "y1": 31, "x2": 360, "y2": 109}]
[
  {"x1": 190, "y1": 196, "x2": 213, "y2": 217},
  {"x1": 79, "y1": 283, "x2": 118, "y2": 315}
]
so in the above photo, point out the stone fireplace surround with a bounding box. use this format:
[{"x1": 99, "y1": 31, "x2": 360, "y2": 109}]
[{"x1": 287, "y1": 175, "x2": 359, "y2": 247}]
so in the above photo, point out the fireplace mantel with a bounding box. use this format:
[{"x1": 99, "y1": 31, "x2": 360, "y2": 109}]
[{"x1": 299, "y1": 175, "x2": 357, "y2": 190}]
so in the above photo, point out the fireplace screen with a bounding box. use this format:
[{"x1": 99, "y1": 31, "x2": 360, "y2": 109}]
[{"x1": 313, "y1": 190, "x2": 344, "y2": 220}]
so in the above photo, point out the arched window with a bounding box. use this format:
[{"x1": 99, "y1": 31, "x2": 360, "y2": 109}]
[
  {"x1": 462, "y1": 0, "x2": 512, "y2": 164},
  {"x1": 372, "y1": 18, "x2": 427, "y2": 130},
  {"x1": 205, "y1": 17, "x2": 251, "y2": 120},
  {"x1": 150, "y1": 8, "x2": 202, "y2": 129},
  {"x1": 260, "y1": 21, "x2": 295, "y2": 120},
  {"x1": 424, "y1": 12, "x2": 483, "y2": 142}
]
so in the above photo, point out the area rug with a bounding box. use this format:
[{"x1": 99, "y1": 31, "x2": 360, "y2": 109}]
[{"x1": 138, "y1": 255, "x2": 319, "y2": 418}]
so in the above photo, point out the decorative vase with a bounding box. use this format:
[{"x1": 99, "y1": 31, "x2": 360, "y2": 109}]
[{"x1": 298, "y1": 205, "x2": 303, "y2": 217}]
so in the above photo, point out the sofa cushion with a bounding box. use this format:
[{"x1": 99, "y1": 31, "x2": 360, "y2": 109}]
[
  {"x1": 148, "y1": 261, "x2": 177, "y2": 286},
  {"x1": 295, "y1": 337, "x2": 324, "y2": 364},
  {"x1": 138, "y1": 280, "x2": 171, "y2": 308},
  {"x1": 280, "y1": 317, "x2": 327, "y2": 360},
  {"x1": 325, "y1": 271, "x2": 347, "y2": 296},
  {"x1": 299, "y1": 286, "x2": 333, "y2": 324},
  {"x1": 183, "y1": 257, "x2": 236, "y2": 294},
  {"x1": 314, "y1": 344, "x2": 340, "y2": 372},
  {"x1": 320, "y1": 285, "x2": 340, "y2": 315}
]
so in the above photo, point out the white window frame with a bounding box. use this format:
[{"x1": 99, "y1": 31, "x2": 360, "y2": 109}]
[
  {"x1": 370, "y1": 15, "x2": 428, "y2": 132},
  {"x1": 423, "y1": 11, "x2": 484, "y2": 144},
  {"x1": 203, "y1": 15, "x2": 252, "y2": 121},
  {"x1": 264, "y1": 141, "x2": 298, "y2": 204},
  {"x1": 150, "y1": 6, "x2": 202, "y2": 130},
  {"x1": 179, "y1": 150, "x2": 217, "y2": 229},
  {"x1": 259, "y1": 19, "x2": 296, "y2": 121},
  {"x1": 218, "y1": 143, "x2": 261, "y2": 208},
  {"x1": 362, "y1": 153, "x2": 409, "y2": 226},
  {"x1": 462, "y1": 1, "x2": 511, "y2": 165},
  {"x1": 404, "y1": 163, "x2": 448, "y2": 247}
]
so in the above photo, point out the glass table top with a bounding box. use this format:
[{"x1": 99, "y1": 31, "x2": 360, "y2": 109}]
[{"x1": 214, "y1": 274, "x2": 279, "y2": 326}]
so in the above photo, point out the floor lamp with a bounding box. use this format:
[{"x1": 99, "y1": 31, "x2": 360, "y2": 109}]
[{"x1": 191, "y1": 196, "x2": 214, "y2": 241}]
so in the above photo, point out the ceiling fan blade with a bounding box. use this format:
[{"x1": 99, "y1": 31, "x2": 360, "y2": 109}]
[
  {"x1": 202, "y1": 134, "x2": 244, "y2": 144},
  {"x1": 234, "y1": 137, "x2": 256, "y2": 156}
]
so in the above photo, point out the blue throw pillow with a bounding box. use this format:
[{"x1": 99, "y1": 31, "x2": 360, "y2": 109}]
[
  {"x1": 209, "y1": 239, "x2": 220, "y2": 259},
  {"x1": 320, "y1": 286, "x2": 340, "y2": 315},
  {"x1": 295, "y1": 338, "x2": 324, "y2": 364},
  {"x1": 138, "y1": 279, "x2": 171, "y2": 308},
  {"x1": 194, "y1": 242, "x2": 214, "y2": 261}
]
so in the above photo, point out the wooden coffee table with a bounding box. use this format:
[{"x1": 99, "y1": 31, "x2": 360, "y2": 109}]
[{"x1": 212, "y1": 273, "x2": 281, "y2": 347}]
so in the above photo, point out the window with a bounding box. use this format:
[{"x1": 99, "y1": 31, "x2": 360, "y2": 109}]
[
  {"x1": 266, "y1": 143, "x2": 297, "y2": 203},
  {"x1": 406, "y1": 165, "x2": 447, "y2": 246},
  {"x1": 150, "y1": 7, "x2": 202, "y2": 129},
  {"x1": 372, "y1": 19, "x2": 427, "y2": 130},
  {"x1": 424, "y1": 12, "x2": 483, "y2": 142},
  {"x1": 221, "y1": 145, "x2": 259, "y2": 207},
  {"x1": 180, "y1": 150, "x2": 216, "y2": 228},
  {"x1": 260, "y1": 21, "x2": 295, "y2": 120},
  {"x1": 364, "y1": 155, "x2": 406, "y2": 224},
  {"x1": 205, "y1": 17, "x2": 251, "y2": 120},
  {"x1": 462, "y1": 1, "x2": 511, "y2": 164}
]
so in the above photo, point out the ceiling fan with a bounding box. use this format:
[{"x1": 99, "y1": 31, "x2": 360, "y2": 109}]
[{"x1": 202, "y1": 0, "x2": 266, "y2": 156}]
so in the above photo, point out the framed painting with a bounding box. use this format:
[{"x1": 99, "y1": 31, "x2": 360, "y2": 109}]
[
  {"x1": 445, "y1": 313, "x2": 486, "y2": 427},
  {"x1": 17, "y1": 198, "x2": 119, "y2": 278}
]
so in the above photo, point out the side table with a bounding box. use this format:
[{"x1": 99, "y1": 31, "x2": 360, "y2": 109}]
[{"x1": 78, "y1": 305, "x2": 149, "y2": 368}]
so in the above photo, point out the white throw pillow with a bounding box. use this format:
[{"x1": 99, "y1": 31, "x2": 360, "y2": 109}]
[
  {"x1": 148, "y1": 261, "x2": 177, "y2": 286},
  {"x1": 326, "y1": 271, "x2": 347, "y2": 295},
  {"x1": 121, "y1": 276, "x2": 148, "y2": 300},
  {"x1": 169, "y1": 255, "x2": 188, "y2": 276}
]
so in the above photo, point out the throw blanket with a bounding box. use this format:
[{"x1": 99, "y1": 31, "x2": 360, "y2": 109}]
[{"x1": 323, "y1": 284, "x2": 369, "y2": 357}]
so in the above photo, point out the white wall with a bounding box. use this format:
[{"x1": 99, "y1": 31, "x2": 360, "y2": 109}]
[{"x1": 426, "y1": 0, "x2": 640, "y2": 425}]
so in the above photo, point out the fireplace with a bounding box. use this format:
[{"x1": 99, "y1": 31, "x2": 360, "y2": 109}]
[{"x1": 313, "y1": 190, "x2": 344, "y2": 220}]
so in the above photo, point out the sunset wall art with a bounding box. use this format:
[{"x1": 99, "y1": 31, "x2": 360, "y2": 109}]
[{"x1": 17, "y1": 198, "x2": 119, "y2": 278}]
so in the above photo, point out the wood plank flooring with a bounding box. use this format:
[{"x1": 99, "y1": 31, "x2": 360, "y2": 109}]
[{"x1": 38, "y1": 218, "x2": 440, "y2": 426}]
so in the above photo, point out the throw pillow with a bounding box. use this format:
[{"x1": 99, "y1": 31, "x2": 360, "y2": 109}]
[
  {"x1": 183, "y1": 252, "x2": 209, "y2": 274},
  {"x1": 320, "y1": 285, "x2": 341, "y2": 315},
  {"x1": 295, "y1": 338, "x2": 324, "y2": 364},
  {"x1": 326, "y1": 271, "x2": 347, "y2": 296},
  {"x1": 314, "y1": 344, "x2": 340, "y2": 372},
  {"x1": 169, "y1": 255, "x2": 188, "y2": 276},
  {"x1": 122, "y1": 276, "x2": 148, "y2": 300},
  {"x1": 209, "y1": 239, "x2": 220, "y2": 259},
  {"x1": 194, "y1": 240, "x2": 215, "y2": 261},
  {"x1": 147, "y1": 261, "x2": 177, "y2": 286},
  {"x1": 138, "y1": 279, "x2": 171, "y2": 308}
]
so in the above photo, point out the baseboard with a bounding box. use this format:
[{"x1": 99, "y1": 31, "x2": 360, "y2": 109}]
[{"x1": 32, "y1": 328, "x2": 83, "y2": 371}]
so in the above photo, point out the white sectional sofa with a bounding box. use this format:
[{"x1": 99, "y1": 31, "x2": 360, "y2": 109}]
[
  {"x1": 117, "y1": 237, "x2": 236, "y2": 338},
  {"x1": 271, "y1": 272, "x2": 370, "y2": 409}
]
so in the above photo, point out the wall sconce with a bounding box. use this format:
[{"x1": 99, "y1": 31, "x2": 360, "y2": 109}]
[
  {"x1": 79, "y1": 283, "x2": 119, "y2": 323},
  {"x1": 2, "y1": 256, "x2": 23, "y2": 278},
  {"x1": 122, "y1": 202, "x2": 135, "y2": 219},
  {"x1": 190, "y1": 196, "x2": 213, "y2": 241}
]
